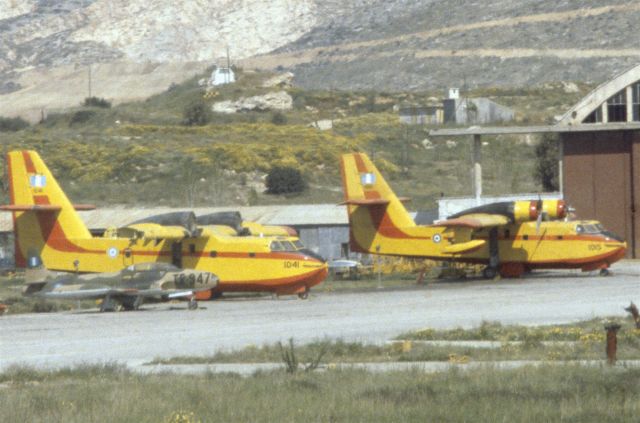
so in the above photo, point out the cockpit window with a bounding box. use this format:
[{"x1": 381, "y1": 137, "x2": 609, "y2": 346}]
[
  {"x1": 270, "y1": 241, "x2": 285, "y2": 251},
  {"x1": 576, "y1": 224, "x2": 601, "y2": 234},
  {"x1": 280, "y1": 241, "x2": 296, "y2": 251},
  {"x1": 292, "y1": 240, "x2": 304, "y2": 249}
]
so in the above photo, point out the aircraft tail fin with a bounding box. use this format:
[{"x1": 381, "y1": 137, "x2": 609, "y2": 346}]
[
  {"x1": 3, "y1": 151, "x2": 92, "y2": 267},
  {"x1": 340, "y1": 153, "x2": 416, "y2": 253}
]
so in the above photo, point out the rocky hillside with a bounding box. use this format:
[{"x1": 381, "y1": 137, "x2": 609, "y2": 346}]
[
  {"x1": 1, "y1": 0, "x2": 638, "y2": 117},
  {"x1": 255, "y1": 0, "x2": 640, "y2": 90}
]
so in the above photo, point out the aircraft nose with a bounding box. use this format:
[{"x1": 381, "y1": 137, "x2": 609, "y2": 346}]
[
  {"x1": 602, "y1": 230, "x2": 624, "y2": 243},
  {"x1": 299, "y1": 248, "x2": 326, "y2": 263}
]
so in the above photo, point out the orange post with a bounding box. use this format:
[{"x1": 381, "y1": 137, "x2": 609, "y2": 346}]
[{"x1": 604, "y1": 323, "x2": 621, "y2": 365}]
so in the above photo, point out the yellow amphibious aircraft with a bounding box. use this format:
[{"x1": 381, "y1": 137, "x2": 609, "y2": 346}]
[
  {"x1": 2, "y1": 151, "x2": 327, "y2": 298},
  {"x1": 340, "y1": 153, "x2": 626, "y2": 278}
]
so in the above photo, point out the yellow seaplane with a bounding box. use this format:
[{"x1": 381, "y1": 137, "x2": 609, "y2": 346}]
[
  {"x1": 340, "y1": 153, "x2": 626, "y2": 278},
  {"x1": 2, "y1": 151, "x2": 327, "y2": 298}
]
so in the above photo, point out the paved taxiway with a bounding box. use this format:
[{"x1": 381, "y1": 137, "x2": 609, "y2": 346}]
[{"x1": 1, "y1": 262, "x2": 639, "y2": 370}]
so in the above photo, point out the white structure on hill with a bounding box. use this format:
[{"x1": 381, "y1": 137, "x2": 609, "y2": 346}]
[{"x1": 210, "y1": 67, "x2": 235, "y2": 86}]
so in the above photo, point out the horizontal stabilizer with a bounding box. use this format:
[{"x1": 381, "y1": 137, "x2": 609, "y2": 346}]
[
  {"x1": 0, "y1": 204, "x2": 61, "y2": 212},
  {"x1": 339, "y1": 199, "x2": 390, "y2": 206},
  {"x1": 443, "y1": 240, "x2": 486, "y2": 254},
  {"x1": 339, "y1": 197, "x2": 410, "y2": 206},
  {"x1": 0, "y1": 204, "x2": 95, "y2": 212}
]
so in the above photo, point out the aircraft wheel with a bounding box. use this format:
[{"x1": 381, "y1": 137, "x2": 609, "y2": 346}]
[
  {"x1": 188, "y1": 297, "x2": 198, "y2": 310},
  {"x1": 599, "y1": 268, "x2": 611, "y2": 277},
  {"x1": 482, "y1": 267, "x2": 497, "y2": 279},
  {"x1": 297, "y1": 290, "x2": 309, "y2": 300},
  {"x1": 100, "y1": 298, "x2": 115, "y2": 312}
]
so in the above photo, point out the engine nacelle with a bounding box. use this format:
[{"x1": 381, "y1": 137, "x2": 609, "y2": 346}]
[
  {"x1": 512, "y1": 199, "x2": 567, "y2": 222},
  {"x1": 513, "y1": 201, "x2": 539, "y2": 223},
  {"x1": 542, "y1": 199, "x2": 567, "y2": 220}
]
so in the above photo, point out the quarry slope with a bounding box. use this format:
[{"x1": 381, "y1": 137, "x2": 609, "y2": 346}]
[{"x1": 1, "y1": 0, "x2": 638, "y2": 116}]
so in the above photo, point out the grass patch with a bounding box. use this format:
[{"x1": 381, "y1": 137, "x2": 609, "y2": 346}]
[
  {"x1": 402, "y1": 318, "x2": 636, "y2": 342},
  {"x1": 1, "y1": 365, "x2": 639, "y2": 422},
  {"x1": 0, "y1": 274, "x2": 96, "y2": 314},
  {"x1": 149, "y1": 318, "x2": 640, "y2": 366}
]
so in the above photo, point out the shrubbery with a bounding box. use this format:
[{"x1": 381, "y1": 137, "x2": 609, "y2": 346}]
[
  {"x1": 534, "y1": 134, "x2": 559, "y2": 191},
  {"x1": 0, "y1": 116, "x2": 29, "y2": 132},
  {"x1": 183, "y1": 101, "x2": 210, "y2": 126},
  {"x1": 83, "y1": 97, "x2": 111, "y2": 108},
  {"x1": 69, "y1": 110, "x2": 96, "y2": 126},
  {"x1": 270, "y1": 111, "x2": 287, "y2": 125},
  {"x1": 266, "y1": 166, "x2": 307, "y2": 195}
]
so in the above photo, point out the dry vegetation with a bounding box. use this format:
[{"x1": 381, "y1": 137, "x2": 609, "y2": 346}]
[
  {"x1": 3, "y1": 319, "x2": 639, "y2": 421},
  {"x1": 0, "y1": 68, "x2": 590, "y2": 210},
  {"x1": 2, "y1": 362, "x2": 640, "y2": 422}
]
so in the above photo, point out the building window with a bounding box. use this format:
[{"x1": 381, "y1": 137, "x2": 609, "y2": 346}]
[
  {"x1": 583, "y1": 108, "x2": 602, "y2": 123},
  {"x1": 607, "y1": 90, "x2": 627, "y2": 122},
  {"x1": 632, "y1": 83, "x2": 640, "y2": 121}
]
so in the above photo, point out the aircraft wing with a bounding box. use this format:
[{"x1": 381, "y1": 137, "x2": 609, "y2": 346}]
[
  {"x1": 36, "y1": 287, "x2": 138, "y2": 300},
  {"x1": 435, "y1": 213, "x2": 510, "y2": 229}
]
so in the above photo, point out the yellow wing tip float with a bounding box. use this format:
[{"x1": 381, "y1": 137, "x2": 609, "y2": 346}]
[{"x1": 340, "y1": 152, "x2": 626, "y2": 279}]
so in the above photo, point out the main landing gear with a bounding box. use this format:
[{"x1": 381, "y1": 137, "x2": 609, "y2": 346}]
[
  {"x1": 482, "y1": 267, "x2": 498, "y2": 279},
  {"x1": 188, "y1": 296, "x2": 199, "y2": 310},
  {"x1": 482, "y1": 227, "x2": 500, "y2": 280},
  {"x1": 297, "y1": 287, "x2": 310, "y2": 300},
  {"x1": 599, "y1": 268, "x2": 611, "y2": 277}
]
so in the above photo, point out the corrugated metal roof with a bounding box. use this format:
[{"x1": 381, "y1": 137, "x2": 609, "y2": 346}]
[{"x1": 0, "y1": 204, "x2": 350, "y2": 232}]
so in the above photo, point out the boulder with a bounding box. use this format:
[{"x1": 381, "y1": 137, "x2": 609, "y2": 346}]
[{"x1": 212, "y1": 91, "x2": 293, "y2": 114}]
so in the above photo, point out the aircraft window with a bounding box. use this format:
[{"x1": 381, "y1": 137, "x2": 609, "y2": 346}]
[
  {"x1": 249, "y1": 252, "x2": 256, "y2": 258},
  {"x1": 292, "y1": 240, "x2": 304, "y2": 249},
  {"x1": 209, "y1": 251, "x2": 217, "y2": 258},
  {"x1": 578, "y1": 224, "x2": 601, "y2": 234},
  {"x1": 281, "y1": 241, "x2": 296, "y2": 251},
  {"x1": 585, "y1": 225, "x2": 599, "y2": 233},
  {"x1": 523, "y1": 235, "x2": 529, "y2": 240},
  {"x1": 270, "y1": 241, "x2": 285, "y2": 251}
]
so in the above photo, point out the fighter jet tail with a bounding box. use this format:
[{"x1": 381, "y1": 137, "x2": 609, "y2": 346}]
[
  {"x1": 340, "y1": 153, "x2": 416, "y2": 253},
  {"x1": 2, "y1": 151, "x2": 94, "y2": 267}
]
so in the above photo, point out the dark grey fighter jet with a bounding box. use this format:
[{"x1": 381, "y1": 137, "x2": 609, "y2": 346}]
[{"x1": 23, "y1": 262, "x2": 218, "y2": 311}]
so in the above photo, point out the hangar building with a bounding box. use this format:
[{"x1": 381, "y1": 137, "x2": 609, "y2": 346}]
[{"x1": 431, "y1": 63, "x2": 640, "y2": 258}]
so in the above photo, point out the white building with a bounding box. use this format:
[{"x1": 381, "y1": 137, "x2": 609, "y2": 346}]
[{"x1": 209, "y1": 67, "x2": 235, "y2": 86}]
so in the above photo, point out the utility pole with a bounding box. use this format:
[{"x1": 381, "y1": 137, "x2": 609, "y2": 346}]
[{"x1": 87, "y1": 64, "x2": 92, "y2": 99}]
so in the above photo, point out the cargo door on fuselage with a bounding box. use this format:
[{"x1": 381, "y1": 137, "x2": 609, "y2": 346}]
[
  {"x1": 172, "y1": 242, "x2": 183, "y2": 268},
  {"x1": 123, "y1": 247, "x2": 134, "y2": 267}
]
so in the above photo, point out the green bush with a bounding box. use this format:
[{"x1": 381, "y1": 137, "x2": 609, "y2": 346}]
[
  {"x1": 83, "y1": 97, "x2": 111, "y2": 108},
  {"x1": 0, "y1": 116, "x2": 29, "y2": 132},
  {"x1": 69, "y1": 110, "x2": 96, "y2": 126},
  {"x1": 271, "y1": 111, "x2": 288, "y2": 125},
  {"x1": 534, "y1": 133, "x2": 559, "y2": 191},
  {"x1": 183, "y1": 101, "x2": 210, "y2": 126},
  {"x1": 266, "y1": 166, "x2": 307, "y2": 195}
]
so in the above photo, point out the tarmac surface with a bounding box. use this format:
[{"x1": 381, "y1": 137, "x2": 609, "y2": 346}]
[{"x1": 1, "y1": 262, "x2": 639, "y2": 371}]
